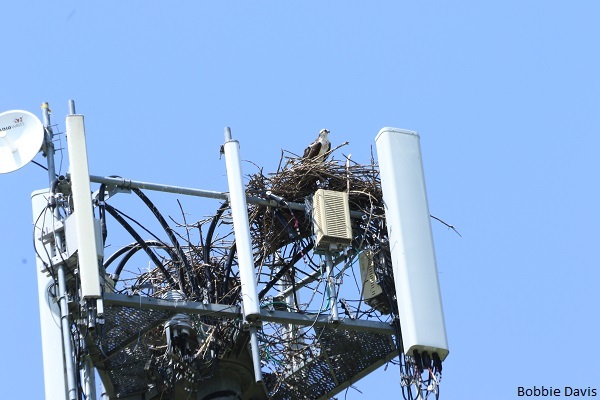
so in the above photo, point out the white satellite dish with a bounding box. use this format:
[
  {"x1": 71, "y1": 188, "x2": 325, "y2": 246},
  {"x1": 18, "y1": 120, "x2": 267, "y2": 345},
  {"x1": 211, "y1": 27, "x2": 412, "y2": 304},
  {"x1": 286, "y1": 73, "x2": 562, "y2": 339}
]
[{"x1": 0, "y1": 110, "x2": 44, "y2": 173}]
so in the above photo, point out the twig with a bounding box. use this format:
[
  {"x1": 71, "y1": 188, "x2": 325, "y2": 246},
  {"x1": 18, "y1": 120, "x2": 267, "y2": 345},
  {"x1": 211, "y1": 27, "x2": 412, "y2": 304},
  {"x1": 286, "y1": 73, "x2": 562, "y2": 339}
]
[{"x1": 430, "y1": 214, "x2": 462, "y2": 237}]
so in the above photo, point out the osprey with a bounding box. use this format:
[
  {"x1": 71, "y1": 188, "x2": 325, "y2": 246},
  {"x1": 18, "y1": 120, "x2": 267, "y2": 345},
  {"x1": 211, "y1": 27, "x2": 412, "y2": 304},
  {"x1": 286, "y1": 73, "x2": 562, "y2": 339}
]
[{"x1": 303, "y1": 129, "x2": 331, "y2": 161}]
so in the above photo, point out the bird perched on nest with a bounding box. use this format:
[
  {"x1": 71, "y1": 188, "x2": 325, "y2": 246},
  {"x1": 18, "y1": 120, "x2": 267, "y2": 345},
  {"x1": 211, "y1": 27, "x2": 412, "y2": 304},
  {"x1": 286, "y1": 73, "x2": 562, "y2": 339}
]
[{"x1": 303, "y1": 129, "x2": 331, "y2": 161}]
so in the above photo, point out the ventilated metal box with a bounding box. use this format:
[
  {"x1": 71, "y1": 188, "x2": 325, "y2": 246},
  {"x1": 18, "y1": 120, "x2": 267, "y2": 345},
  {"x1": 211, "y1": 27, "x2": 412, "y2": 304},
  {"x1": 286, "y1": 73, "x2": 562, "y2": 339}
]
[{"x1": 312, "y1": 189, "x2": 352, "y2": 252}]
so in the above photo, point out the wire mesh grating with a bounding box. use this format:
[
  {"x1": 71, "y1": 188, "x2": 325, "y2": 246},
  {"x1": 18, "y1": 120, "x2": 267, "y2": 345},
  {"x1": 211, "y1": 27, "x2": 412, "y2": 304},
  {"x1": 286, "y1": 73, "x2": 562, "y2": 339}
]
[
  {"x1": 94, "y1": 305, "x2": 175, "y2": 397},
  {"x1": 266, "y1": 327, "x2": 397, "y2": 400}
]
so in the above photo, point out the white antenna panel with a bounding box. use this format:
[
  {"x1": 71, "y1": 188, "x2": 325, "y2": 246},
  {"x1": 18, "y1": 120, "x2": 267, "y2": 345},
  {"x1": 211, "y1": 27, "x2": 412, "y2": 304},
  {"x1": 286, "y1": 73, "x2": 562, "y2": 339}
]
[
  {"x1": 0, "y1": 110, "x2": 44, "y2": 173},
  {"x1": 66, "y1": 115, "x2": 102, "y2": 299},
  {"x1": 375, "y1": 127, "x2": 449, "y2": 362}
]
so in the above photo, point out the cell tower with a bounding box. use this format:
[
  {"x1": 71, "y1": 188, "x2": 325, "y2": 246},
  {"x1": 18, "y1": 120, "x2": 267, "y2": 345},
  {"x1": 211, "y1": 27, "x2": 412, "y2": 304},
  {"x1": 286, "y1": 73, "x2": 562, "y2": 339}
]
[{"x1": 3, "y1": 102, "x2": 449, "y2": 399}]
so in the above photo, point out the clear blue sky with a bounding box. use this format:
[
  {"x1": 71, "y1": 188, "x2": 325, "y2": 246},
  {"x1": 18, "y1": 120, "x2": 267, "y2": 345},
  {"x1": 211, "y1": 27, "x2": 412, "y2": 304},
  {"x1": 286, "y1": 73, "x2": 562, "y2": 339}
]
[{"x1": 2, "y1": 2, "x2": 599, "y2": 399}]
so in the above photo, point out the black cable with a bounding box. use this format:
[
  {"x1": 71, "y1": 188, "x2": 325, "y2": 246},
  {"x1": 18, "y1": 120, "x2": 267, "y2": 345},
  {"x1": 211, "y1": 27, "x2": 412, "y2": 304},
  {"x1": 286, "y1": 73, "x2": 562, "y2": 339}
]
[
  {"x1": 204, "y1": 201, "x2": 229, "y2": 264},
  {"x1": 132, "y1": 188, "x2": 200, "y2": 297},
  {"x1": 113, "y1": 241, "x2": 180, "y2": 279},
  {"x1": 288, "y1": 255, "x2": 301, "y2": 311},
  {"x1": 104, "y1": 203, "x2": 180, "y2": 291},
  {"x1": 103, "y1": 242, "x2": 139, "y2": 270},
  {"x1": 49, "y1": 175, "x2": 67, "y2": 209},
  {"x1": 32, "y1": 206, "x2": 57, "y2": 282},
  {"x1": 273, "y1": 209, "x2": 298, "y2": 241},
  {"x1": 258, "y1": 241, "x2": 313, "y2": 299},
  {"x1": 97, "y1": 183, "x2": 108, "y2": 245},
  {"x1": 32, "y1": 158, "x2": 61, "y2": 179},
  {"x1": 31, "y1": 159, "x2": 49, "y2": 171},
  {"x1": 221, "y1": 242, "x2": 237, "y2": 301},
  {"x1": 203, "y1": 201, "x2": 229, "y2": 301},
  {"x1": 109, "y1": 207, "x2": 166, "y2": 244}
]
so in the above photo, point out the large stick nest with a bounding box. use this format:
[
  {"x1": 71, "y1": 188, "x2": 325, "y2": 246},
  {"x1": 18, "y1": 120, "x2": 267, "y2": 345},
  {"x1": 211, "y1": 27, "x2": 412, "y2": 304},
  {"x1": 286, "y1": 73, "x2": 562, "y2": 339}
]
[{"x1": 246, "y1": 146, "x2": 386, "y2": 259}]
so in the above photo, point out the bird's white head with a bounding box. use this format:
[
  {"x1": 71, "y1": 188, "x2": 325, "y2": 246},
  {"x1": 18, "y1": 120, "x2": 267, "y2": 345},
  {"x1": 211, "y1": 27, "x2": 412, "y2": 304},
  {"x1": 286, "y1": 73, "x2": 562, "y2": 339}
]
[{"x1": 319, "y1": 129, "x2": 330, "y2": 138}]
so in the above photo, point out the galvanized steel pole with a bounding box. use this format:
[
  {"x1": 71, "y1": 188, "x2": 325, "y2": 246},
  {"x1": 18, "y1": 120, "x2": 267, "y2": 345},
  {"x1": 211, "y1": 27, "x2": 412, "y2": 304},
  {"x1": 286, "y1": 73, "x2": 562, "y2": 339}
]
[{"x1": 42, "y1": 102, "x2": 78, "y2": 400}]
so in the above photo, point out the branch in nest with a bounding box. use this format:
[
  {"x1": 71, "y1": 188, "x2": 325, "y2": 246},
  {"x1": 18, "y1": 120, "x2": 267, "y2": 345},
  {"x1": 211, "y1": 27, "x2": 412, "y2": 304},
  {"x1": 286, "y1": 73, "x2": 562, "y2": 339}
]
[{"x1": 430, "y1": 214, "x2": 462, "y2": 237}]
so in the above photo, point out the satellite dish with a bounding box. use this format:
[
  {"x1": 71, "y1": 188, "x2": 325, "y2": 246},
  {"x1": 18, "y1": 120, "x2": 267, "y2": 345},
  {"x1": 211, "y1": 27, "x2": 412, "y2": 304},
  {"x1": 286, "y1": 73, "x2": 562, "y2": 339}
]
[{"x1": 0, "y1": 110, "x2": 44, "y2": 173}]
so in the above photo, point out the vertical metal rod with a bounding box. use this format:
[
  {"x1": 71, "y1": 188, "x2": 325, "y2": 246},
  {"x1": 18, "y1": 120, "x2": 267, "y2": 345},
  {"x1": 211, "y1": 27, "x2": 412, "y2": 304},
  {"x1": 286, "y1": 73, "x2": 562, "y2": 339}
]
[
  {"x1": 80, "y1": 322, "x2": 96, "y2": 400},
  {"x1": 82, "y1": 351, "x2": 96, "y2": 400},
  {"x1": 57, "y1": 263, "x2": 78, "y2": 400},
  {"x1": 42, "y1": 102, "x2": 79, "y2": 400},
  {"x1": 325, "y1": 253, "x2": 339, "y2": 321},
  {"x1": 41, "y1": 103, "x2": 60, "y2": 255},
  {"x1": 99, "y1": 382, "x2": 109, "y2": 400},
  {"x1": 42, "y1": 102, "x2": 57, "y2": 182},
  {"x1": 277, "y1": 263, "x2": 293, "y2": 368},
  {"x1": 248, "y1": 326, "x2": 264, "y2": 383},
  {"x1": 278, "y1": 263, "x2": 305, "y2": 370}
]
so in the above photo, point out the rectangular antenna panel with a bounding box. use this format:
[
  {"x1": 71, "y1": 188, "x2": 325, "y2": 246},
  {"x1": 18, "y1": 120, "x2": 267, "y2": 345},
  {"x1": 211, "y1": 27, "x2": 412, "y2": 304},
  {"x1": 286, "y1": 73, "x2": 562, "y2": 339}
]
[
  {"x1": 312, "y1": 189, "x2": 352, "y2": 252},
  {"x1": 64, "y1": 213, "x2": 104, "y2": 260},
  {"x1": 66, "y1": 115, "x2": 102, "y2": 299},
  {"x1": 359, "y1": 250, "x2": 383, "y2": 300},
  {"x1": 375, "y1": 127, "x2": 449, "y2": 361}
]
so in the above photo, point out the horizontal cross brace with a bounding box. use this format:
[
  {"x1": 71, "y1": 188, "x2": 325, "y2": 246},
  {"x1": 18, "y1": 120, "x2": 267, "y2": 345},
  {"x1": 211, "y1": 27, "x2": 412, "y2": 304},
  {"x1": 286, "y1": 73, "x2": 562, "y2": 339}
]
[
  {"x1": 103, "y1": 292, "x2": 394, "y2": 335},
  {"x1": 86, "y1": 174, "x2": 364, "y2": 218}
]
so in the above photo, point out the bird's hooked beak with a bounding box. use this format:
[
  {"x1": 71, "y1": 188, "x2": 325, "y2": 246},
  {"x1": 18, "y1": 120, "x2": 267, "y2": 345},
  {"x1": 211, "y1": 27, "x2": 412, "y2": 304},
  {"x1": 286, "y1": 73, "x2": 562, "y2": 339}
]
[{"x1": 319, "y1": 129, "x2": 330, "y2": 137}]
